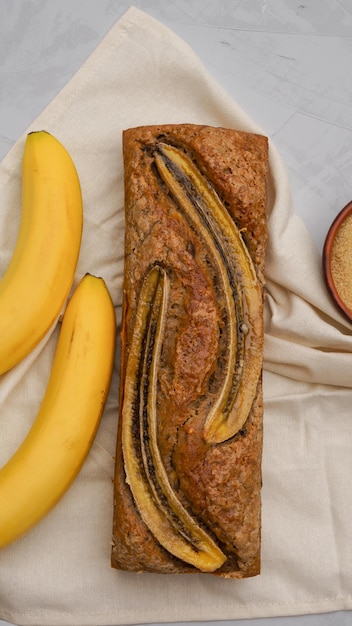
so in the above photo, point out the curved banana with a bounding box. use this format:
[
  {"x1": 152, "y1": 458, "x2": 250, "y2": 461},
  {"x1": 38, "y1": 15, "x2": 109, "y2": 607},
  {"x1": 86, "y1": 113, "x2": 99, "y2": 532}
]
[
  {"x1": 0, "y1": 273, "x2": 116, "y2": 549},
  {"x1": 155, "y1": 144, "x2": 263, "y2": 444},
  {"x1": 0, "y1": 130, "x2": 83, "y2": 375},
  {"x1": 122, "y1": 265, "x2": 226, "y2": 572}
]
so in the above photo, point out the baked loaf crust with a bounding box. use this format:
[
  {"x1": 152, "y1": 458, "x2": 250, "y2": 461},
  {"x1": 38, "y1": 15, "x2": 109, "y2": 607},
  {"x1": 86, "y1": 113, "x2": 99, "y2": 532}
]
[{"x1": 112, "y1": 124, "x2": 268, "y2": 577}]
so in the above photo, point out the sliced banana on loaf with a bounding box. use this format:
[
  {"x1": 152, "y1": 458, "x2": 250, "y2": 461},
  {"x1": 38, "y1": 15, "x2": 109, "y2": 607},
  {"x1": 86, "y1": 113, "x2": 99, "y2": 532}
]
[{"x1": 112, "y1": 124, "x2": 268, "y2": 578}]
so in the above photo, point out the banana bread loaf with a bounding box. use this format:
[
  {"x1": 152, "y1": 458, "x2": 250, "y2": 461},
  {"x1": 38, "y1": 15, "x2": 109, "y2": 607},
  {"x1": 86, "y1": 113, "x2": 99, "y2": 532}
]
[{"x1": 111, "y1": 123, "x2": 268, "y2": 577}]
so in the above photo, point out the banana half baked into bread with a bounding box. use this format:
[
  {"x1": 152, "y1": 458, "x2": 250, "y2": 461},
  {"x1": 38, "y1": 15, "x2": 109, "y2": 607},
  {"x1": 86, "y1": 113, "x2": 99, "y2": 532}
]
[{"x1": 111, "y1": 124, "x2": 268, "y2": 577}]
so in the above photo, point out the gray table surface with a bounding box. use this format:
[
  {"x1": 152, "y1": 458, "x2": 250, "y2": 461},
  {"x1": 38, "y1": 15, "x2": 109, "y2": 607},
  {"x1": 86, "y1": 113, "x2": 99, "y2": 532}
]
[{"x1": 1, "y1": 1, "x2": 352, "y2": 625}]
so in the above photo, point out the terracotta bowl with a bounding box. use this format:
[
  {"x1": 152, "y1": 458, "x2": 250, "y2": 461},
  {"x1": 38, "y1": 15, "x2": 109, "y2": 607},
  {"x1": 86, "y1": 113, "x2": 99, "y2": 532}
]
[{"x1": 323, "y1": 200, "x2": 352, "y2": 322}]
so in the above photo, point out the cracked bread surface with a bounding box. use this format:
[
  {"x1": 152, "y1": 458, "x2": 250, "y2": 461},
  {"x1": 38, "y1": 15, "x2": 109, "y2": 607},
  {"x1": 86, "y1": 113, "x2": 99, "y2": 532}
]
[{"x1": 112, "y1": 124, "x2": 268, "y2": 577}]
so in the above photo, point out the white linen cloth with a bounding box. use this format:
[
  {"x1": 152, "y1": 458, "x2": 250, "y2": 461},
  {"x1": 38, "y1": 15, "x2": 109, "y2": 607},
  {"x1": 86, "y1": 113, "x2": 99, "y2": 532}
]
[{"x1": 0, "y1": 7, "x2": 352, "y2": 626}]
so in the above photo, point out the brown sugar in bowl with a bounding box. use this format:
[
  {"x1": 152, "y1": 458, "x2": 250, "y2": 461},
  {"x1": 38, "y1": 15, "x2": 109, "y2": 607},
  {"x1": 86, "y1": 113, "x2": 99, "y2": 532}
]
[{"x1": 323, "y1": 200, "x2": 352, "y2": 322}]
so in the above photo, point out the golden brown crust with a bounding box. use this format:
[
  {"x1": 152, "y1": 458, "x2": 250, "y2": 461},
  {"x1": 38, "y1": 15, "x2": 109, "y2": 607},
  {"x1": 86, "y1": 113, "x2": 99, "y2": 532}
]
[{"x1": 112, "y1": 124, "x2": 268, "y2": 577}]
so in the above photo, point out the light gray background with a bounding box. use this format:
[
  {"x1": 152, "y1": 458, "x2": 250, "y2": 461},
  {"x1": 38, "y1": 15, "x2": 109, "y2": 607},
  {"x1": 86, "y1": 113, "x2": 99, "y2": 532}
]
[{"x1": 1, "y1": 1, "x2": 352, "y2": 625}]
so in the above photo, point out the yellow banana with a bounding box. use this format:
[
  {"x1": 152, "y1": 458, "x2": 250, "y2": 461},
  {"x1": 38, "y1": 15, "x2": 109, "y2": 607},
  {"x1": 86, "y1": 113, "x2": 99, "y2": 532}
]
[
  {"x1": 0, "y1": 130, "x2": 83, "y2": 375},
  {"x1": 0, "y1": 273, "x2": 116, "y2": 549}
]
